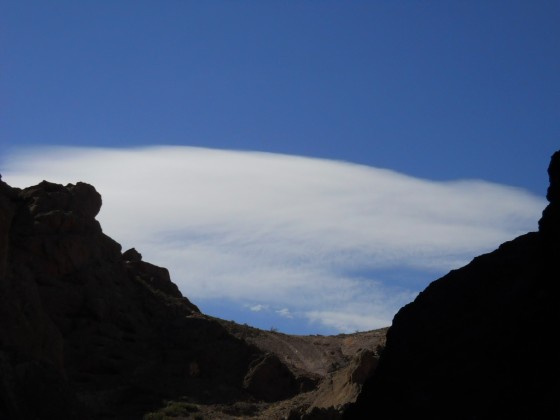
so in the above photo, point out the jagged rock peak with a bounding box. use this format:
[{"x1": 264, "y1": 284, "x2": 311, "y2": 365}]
[
  {"x1": 123, "y1": 247, "x2": 142, "y2": 262},
  {"x1": 19, "y1": 180, "x2": 102, "y2": 219},
  {"x1": 538, "y1": 150, "x2": 560, "y2": 236},
  {"x1": 546, "y1": 150, "x2": 560, "y2": 203}
]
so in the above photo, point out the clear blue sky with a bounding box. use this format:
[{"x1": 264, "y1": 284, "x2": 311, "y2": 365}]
[
  {"x1": 2, "y1": 1, "x2": 558, "y2": 195},
  {"x1": 1, "y1": 1, "x2": 559, "y2": 334}
]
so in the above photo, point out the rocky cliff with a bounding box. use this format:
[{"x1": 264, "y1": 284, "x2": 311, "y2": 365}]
[
  {"x1": 344, "y1": 151, "x2": 560, "y2": 419},
  {"x1": 0, "y1": 176, "x2": 385, "y2": 420},
  {"x1": 0, "y1": 178, "x2": 269, "y2": 419},
  {"x1": 3, "y1": 150, "x2": 556, "y2": 420}
]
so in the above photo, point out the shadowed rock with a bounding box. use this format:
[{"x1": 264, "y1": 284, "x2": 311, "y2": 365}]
[
  {"x1": 539, "y1": 150, "x2": 560, "y2": 240},
  {"x1": 0, "y1": 180, "x2": 263, "y2": 419},
  {"x1": 0, "y1": 177, "x2": 388, "y2": 420},
  {"x1": 122, "y1": 247, "x2": 142, "y2": 262},
  {"x1": 243, "y1": 353, "x2": 298, "y2": 402},
  {"x1": 344, "y1": 150, "x2": 560, "y2": 419},
  {"x1": 3, "y1": 150, "x2": 557, "y2": 419}
]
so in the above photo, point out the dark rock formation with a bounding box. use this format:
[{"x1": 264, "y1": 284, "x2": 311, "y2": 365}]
[
  {"x1": 345, "y1": 150, "x2": 560, "y2": 419},
  {"x1": 4, "y1": 150, "x2": 556, "y2": 419},
  {"x1": 539, "y1": 150, "x2": 560, "y2": 240},
  {"x1": 243, "y1": 353, "x2": 298, "y2": 402},
  {"x1": 0, "y1": 179, "x2": 270, "y2": 419},
  {"x1": 0, "y1": 176, "x2": 390, "y2": 420},
  {"x1": 122, "y1": 247, "x2": 142, "y2": 262}
]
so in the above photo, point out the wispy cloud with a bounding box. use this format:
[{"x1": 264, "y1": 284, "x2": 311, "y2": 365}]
[
  {"x1": 247, "y1": 304, "x2": 268, "y2": 312},
  {"x1": 276, "y1": 308, "x2": 294, "y2": 319},
  {"x1": 1, "y1": 146, "x2": 546, "y2": 333}
]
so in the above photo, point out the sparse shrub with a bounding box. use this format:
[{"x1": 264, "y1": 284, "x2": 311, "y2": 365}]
[{"x1": 270, "y1": 326, "x2": 278, "y2": 333}]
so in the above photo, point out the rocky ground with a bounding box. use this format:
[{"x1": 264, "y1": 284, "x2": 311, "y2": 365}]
[{"x1": 143, "y1": 321, "x2": 387, "y2": 419}]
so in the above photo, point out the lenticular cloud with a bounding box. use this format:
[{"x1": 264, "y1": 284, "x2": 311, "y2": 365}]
[{"x1": 1, "y1": 146, "x2": 546, "y2": 333}]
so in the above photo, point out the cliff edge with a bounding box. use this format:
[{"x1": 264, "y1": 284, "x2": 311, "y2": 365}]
[{"x1": 345, "y1": 151, "x2": 560, "y2": 419}]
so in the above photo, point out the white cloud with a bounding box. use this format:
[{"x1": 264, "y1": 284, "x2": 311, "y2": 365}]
[
  {"x1": 306, "y1": 311, "x2": 386, "y2": 333},
  {"x1": 276, "y1": 308, "x2": 294, "y2": 319},
  {"x1": 248, "y1": 304, "x2": 268, "y2": 312},
  {"x1": 1, "y1": 146, "x2": 546, "y2": 333}
]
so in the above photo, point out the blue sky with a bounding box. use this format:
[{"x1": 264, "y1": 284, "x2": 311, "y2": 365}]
[{"x1": 1, "y1": 1, "x2": 558, "y2": 334}]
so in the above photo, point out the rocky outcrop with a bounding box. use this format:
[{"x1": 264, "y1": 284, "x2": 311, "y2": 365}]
[
  {"x1": 0, "y1": 179, "x2": 267, "y2": 419},
  {"x1": 294, "y1": 348, "x2": 378, "y2": 419},
  {"x1": 219, "y1": 322, "x2": 387, "y2": 419},
  {"x1": 243, "y1": 353, "x2": 298, "y2": 402},
  {"x1": 345, "y1": 150, "x2": 560, "y2": 419},
  {"x1": 0, "y1": 176, "x2": 390, "y2": 420},
  {"x1": 5, "y1": 149, "x2": 555, "y2": 420}
]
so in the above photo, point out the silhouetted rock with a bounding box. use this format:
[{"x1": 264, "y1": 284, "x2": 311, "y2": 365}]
[
  {"x1": 344, "y1": 150, "x2": 560, "y2": 419},
  {"x1": 0, "y1": 180, "x2": 264, "y2": 419},
  {"x1": 122, "y1": 247, "x2": 142, "y2": 262},
  {"x1": 6, "y1": 150, "x2": 555, "y2": 419},
  {"x1": 539, "y1": 150, "x2": 560, "y2": 241},
  {"x1": 0, "y1": 177, "x2": 388, "y2": 420}
]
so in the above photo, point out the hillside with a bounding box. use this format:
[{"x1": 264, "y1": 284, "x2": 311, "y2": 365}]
[
  {"x1": 344, "y1": 150, "x2": 560, "y2": 419},
  {"x1": 0, "y1": 176, "x2": 385, "y2": 420},
  {"x1": 1, "y1": 149, "x2": 557, "y2": 419}
]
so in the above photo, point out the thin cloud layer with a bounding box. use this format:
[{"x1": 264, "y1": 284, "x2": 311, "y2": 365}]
[{"x1": 1, "y1": 146, "x2": 546, "y2": 333}]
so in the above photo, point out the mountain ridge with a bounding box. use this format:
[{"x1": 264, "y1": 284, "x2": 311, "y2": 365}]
[
  {"x1": 1, "y1": 149, "x2": 558, "y2": 419},
  {"x1": 0, "y1": 175, "x2": 384, "y2": 419},
  {"x1": 344, "y1": 150, "x2": 560, "y2": 419}
]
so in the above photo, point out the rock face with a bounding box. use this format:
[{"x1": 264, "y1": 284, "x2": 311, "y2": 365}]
[
  {"x1": 0, "y1": 176, "x2": 390, "y2": 420},
  {"x1": 0, "y1": 179, "x2": 266, "y2": 419},
  {"x1": 243, "y1": 353, "x2": 298, "y2": 402},
  {"x1": 345, "y1": 151, "x2": 560, "y2": 419},
  {"x1": 305, "y1": 348, "x2": 378, "y2": 417},
  {"x1": 4, "y1": 150, "x2": 557, "y2": 419}
]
